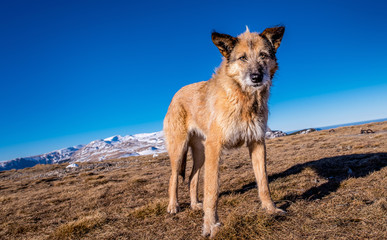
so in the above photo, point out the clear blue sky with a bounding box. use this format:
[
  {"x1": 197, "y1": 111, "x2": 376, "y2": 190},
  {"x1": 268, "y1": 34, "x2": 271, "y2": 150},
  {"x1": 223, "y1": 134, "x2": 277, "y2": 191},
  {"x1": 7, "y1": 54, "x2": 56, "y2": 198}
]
[{"x1": 1, "y1": 0, "x2": 386, "y2": 161}]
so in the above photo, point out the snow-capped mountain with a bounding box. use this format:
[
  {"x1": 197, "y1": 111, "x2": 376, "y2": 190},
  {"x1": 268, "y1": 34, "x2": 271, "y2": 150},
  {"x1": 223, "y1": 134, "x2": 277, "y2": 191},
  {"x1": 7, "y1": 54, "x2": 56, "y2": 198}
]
[
  {"x1": 0, "y1": 145, "x2": 84, "y2": 171},
  {"x1": 71, "y1": 131, "x2": 165, "y2": 162},
  {"x1": 0, "y1": 128, "x2": 286, "y2": 171},
  {"x1": 0, "y1": 131, "x2": 166, "y2": 171},
  {"x1": 265, "y1": 127, "x2": 287, "y2": 139}
]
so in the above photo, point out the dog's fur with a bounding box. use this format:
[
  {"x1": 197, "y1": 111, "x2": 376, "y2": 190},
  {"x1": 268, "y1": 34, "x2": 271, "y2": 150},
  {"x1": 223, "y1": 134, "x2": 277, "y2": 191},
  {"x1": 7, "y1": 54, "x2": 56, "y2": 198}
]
[{"x1": 164, "y1": 26, "x2": 285, "y2": 237}]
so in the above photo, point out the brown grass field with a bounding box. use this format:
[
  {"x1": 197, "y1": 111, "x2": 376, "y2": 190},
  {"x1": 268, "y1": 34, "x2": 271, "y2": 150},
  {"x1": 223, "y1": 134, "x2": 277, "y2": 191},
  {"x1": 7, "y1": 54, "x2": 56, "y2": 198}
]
[{"x1": 1, "y1": 121, "x2": 386, "y2": 239}]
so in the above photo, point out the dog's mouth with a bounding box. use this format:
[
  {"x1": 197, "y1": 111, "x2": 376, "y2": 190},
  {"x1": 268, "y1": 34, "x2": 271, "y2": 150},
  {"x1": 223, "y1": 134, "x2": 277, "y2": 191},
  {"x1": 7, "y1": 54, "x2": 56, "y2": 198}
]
[
  {"x1": 250, "y1": 80, "x2": 267, "y2": 88},
  {"x1": 244, "y1": 79, "x2": 265, "y2": 88},
  {"x1": 252, "y1": 82, "x2": 263, "y2": 87}
]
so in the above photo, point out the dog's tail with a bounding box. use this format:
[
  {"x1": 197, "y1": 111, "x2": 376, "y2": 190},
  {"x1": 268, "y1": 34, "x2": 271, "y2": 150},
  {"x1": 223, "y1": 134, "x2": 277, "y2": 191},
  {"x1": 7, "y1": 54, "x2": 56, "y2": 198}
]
[{"x1": 179, "y1": 151, "x2": 188, "y2": 181}]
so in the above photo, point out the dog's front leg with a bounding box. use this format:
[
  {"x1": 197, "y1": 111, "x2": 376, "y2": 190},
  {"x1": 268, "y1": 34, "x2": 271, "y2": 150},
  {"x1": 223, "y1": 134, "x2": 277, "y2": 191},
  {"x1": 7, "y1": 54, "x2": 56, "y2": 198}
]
[
  {"x1": 249, "y1": 140, "x2": 285, "y2": 214},
  {"x1": 202, "y1": 138, "x2": 222, "y2": 238}
]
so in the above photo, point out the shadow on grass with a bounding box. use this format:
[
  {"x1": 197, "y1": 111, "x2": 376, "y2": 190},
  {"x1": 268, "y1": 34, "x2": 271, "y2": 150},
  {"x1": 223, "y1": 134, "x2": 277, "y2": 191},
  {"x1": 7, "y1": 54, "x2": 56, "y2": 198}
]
[{"x1": 220, "y1": 153, "x2": 387, "y2": 207}]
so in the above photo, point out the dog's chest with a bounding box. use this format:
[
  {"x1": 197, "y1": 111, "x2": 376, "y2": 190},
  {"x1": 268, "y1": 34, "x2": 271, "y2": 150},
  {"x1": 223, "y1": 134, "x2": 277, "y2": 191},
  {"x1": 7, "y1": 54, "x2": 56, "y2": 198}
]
[
  {"x1": 217, "y1": 96, "x2": 267, "y2": 148},
  {"x1": 225, "y1": 114, "x2": 265, "y2": 148}
]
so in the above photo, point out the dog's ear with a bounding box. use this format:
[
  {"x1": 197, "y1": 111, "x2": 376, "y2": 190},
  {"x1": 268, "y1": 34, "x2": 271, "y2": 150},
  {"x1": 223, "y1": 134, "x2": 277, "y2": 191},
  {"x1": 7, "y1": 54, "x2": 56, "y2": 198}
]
[
  {"x1": 260, "y1": 26, "x2": 285, "y2": 52},
  {"x1": 212, "y1": 32, "x2": 238, "y2": 59}
]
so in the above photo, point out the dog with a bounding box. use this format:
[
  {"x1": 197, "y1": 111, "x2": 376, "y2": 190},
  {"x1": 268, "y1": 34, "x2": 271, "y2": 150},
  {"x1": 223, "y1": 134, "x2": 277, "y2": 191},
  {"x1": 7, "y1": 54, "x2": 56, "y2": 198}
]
[{"x1": 164, "y1": 26, "x2": 285, "y2": 238}]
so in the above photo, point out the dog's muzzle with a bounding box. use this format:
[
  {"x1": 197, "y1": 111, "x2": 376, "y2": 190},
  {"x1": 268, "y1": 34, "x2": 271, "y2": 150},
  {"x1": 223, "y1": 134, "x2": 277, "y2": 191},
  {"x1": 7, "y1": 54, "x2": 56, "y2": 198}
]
[{"x1": 250, "y1": 73, "x2": 263, "y2": 84}]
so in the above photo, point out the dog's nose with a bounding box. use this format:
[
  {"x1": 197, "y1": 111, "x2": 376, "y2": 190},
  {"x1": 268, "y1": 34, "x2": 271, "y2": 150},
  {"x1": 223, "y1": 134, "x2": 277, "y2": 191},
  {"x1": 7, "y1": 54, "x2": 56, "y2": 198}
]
[{"x1": 250, "y1": 73, "x2": 263, "y2": 83}]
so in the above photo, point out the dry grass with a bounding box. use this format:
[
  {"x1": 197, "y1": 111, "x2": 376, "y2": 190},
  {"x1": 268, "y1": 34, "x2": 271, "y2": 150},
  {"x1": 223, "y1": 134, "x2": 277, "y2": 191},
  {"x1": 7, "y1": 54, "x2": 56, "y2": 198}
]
[
  {"x1": 0, "y1": 121, "x2": 386, "y2": 239},
  {"x1": 52, "y1": 212, "x2": 107, "y2": 240}
]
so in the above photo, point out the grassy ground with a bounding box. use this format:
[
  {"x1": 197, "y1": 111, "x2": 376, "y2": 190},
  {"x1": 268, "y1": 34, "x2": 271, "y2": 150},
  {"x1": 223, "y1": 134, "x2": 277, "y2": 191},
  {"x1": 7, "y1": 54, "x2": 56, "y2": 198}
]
[{"x1": 1, "y1": 121, "x2": 386, "y2": 239}]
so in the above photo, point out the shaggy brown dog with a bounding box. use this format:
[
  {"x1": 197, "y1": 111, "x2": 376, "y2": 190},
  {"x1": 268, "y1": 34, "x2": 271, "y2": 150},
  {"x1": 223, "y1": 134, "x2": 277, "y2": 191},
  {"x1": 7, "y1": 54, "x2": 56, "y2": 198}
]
[{"x1": 164, "y1": 26, "x2": 285, "y2": 238}]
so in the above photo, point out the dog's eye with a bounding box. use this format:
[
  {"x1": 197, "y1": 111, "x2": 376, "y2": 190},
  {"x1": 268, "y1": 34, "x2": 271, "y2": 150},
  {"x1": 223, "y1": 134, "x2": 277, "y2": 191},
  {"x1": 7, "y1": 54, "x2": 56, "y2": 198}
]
[
  {"x1": 259, "y1": 52, "x2": 268, "y2": 59},
  {"x1": 239, "y1": 56, "x2": 247, "y2": 61}
]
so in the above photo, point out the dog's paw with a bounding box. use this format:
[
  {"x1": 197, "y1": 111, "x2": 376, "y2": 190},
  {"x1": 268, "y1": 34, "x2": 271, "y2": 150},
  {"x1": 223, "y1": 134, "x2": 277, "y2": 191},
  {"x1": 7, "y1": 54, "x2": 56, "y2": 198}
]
[
  {"x1": 191, "y1": 202, "x2": 203, "y2": 211},
  {"x1": 270, "y1": 207, "x2": 286, "y2": 215},
  {"x1": 262, "y1": 204, "x2": 286, "y2": 215},
  {"x1": 167, "y1": 202, "x2": 180, "y2": 214},
  {"x1": 202, "y1": 222, "x2": 221, "y2": 238}
]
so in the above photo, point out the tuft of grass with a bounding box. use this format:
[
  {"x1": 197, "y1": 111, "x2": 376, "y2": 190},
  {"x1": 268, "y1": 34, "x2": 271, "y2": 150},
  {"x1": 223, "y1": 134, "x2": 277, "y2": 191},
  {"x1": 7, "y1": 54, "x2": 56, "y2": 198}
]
[
  {"x1": 129, "y1": 201, "x2": 167, "y2": 220},
  {"x1": 52, "y1": 212, "x2": 107, "y2": 240},
  {"x1": 217, "y1": 209, "x2": 282, "y2": 240}
]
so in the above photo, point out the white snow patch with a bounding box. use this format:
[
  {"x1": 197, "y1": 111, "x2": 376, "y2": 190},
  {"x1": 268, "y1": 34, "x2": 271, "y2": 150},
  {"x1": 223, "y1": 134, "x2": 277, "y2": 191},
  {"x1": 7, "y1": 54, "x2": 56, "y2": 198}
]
[{"x1": 66, "y1": 163, "x2": 79, "y2": 168}]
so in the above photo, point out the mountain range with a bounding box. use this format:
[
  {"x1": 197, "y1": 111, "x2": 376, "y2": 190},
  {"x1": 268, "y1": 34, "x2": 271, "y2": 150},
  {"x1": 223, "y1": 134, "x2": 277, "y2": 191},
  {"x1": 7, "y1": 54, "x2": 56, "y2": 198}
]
[{"x1": 0, "y1": 128, "x2": 286, "y2": 171}]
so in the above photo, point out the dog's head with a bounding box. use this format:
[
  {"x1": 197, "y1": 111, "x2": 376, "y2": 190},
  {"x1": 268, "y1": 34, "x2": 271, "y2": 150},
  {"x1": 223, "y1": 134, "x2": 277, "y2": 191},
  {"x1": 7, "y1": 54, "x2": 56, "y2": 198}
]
[{"x1": 212, "y1": 26, "x2": 284, "y2": 90}]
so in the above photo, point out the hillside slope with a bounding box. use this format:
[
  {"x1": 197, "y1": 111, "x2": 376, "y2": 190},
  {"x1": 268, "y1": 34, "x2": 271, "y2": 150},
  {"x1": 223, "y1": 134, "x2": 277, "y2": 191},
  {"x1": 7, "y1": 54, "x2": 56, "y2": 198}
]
[{"x1": 0, "y1": 121, "x2": 386, "y2": 239}]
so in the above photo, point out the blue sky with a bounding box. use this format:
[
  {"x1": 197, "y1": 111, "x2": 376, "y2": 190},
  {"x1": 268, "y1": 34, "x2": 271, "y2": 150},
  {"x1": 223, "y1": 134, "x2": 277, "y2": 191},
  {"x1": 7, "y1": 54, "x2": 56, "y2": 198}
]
[{"x1": 1, "y1": 0, "x2": 386, "y2": 161}]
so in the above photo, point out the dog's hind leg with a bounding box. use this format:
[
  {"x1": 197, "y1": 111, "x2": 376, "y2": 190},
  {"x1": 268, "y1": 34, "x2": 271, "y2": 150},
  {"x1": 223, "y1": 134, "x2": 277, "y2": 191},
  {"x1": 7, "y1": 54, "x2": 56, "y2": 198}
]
[
  {"x1": 189, "y1": 135, "x2": 205, "y2": 210},
  {"x1": 166, "y1": 134, "x2": 188, "y2": 214},
  {"x1": 164, "y1": 108, "x2": 189, "y2": 214}
]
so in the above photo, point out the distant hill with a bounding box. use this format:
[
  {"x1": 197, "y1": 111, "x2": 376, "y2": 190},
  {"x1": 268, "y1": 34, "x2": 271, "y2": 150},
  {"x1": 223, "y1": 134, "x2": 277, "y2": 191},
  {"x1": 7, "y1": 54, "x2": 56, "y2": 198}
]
[
  {"x1": 0, "y1": 145, "x2": 83, "y2": 171},
  {"x1": 0, "y1": 132, "x2": 165, "y2": 171}
]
